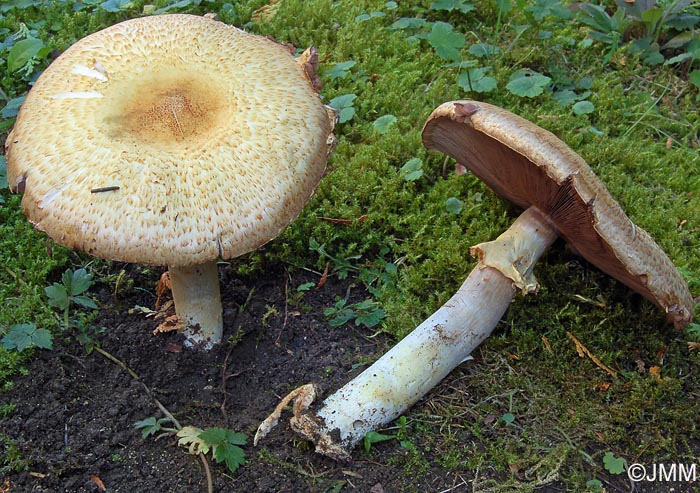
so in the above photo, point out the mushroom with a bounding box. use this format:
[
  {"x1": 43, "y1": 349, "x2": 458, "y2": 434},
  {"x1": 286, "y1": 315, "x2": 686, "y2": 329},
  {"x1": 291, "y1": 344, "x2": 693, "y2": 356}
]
[
  {"x1": 5, "y1": 14, "x2": 336, "y2": 350},
  {"x1": 255, "y1": 100, "x2": 694, "y2": 459}
]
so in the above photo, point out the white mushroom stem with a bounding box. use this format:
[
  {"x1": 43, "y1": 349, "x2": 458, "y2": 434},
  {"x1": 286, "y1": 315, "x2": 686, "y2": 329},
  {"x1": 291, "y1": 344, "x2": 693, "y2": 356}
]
[
  {"x1": 168, "y1": 261, "x2": 223, "y2": 350},
  {"x1": 280, "y1": 206, "x2": 559, "y2": 460}
]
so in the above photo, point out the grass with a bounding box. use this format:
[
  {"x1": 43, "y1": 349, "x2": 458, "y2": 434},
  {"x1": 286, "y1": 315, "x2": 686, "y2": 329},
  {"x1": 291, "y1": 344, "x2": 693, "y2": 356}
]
[{"x1": 1, "y1": 0, "x2": 699, "y2": 490}]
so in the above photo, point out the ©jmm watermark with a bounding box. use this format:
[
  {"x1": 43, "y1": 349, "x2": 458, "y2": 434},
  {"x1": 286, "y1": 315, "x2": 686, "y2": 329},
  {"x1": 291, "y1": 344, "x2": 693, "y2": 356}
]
[{"x1": 628, "y1": 463, "x2": 698, "y2": 483}]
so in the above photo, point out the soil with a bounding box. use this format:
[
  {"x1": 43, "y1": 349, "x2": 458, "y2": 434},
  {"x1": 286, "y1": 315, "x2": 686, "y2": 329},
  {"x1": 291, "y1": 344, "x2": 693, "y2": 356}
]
[
  {"x1": 0, "y1": 263, "x2": 689, "y2": 493},
  {"x1": 0, "y1": 263, "x2": 455, "y2": 492}
]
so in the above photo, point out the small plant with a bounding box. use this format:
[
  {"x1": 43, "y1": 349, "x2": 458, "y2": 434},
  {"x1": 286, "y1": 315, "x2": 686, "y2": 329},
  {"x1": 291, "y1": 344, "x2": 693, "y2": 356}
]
[
  {"x1": 46, "y1": 267, "x2": 102, "y2": 350},
  {"x1": 177, "y1": 426, "x2": 247, "y2": 474},
  {"x1": 577, "y1": 0, "x2": 700, "y2": 65},
  {"x1": 134, "y1": 416, "x2": 178, "y2": 438},
  {"x1": 135, "y1": 418, "x2": 247, "y2": 476},
  {"x1": 506, "y1": 69, "x2": 552, "y2": 98},
  {"x1": 602, "y1": 451, "x2": 627, "y2": 475},
  {"x1": 309, "y1": 238, "x2": 361, "y2": 280},
  {"x1": 399, "y1": 157, "x2": 424, "y2": 181},
  {"x1": 363, "y1": 415, "x2": 414, "y2": 454},
  {"x1": 328, "y1": 93, "x2": 357, "y2": 123},
  {"x1": 1, "y1": 323, "x2": 52, "y2": 352},
  {"x1": 324, "y1": 297, "x2": 386, "y2": 329},
  {"x1": 372, "y1": 114, "x2": 397, "y2": 134}
]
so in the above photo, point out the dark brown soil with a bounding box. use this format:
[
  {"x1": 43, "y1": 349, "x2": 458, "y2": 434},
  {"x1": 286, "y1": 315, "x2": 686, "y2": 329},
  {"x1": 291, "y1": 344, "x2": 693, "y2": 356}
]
[{"x1": 0, "y1": 263, "x2": 456, "y2": 492}]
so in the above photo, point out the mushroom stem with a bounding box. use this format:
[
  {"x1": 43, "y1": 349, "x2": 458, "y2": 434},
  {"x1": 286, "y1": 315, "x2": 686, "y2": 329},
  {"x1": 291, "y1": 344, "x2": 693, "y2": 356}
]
[
  {"x1": 288, "y1": 206, "x2": 559, "y2": 460},
  {"x1": 168, "y1": 261, "x2": 223, "y2": 350}
]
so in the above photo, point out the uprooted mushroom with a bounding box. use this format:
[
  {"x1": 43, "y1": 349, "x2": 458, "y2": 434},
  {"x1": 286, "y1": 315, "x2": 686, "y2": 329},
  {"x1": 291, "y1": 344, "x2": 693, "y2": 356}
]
[
  {"x1": 255, "y1": 100, "x2": 694, "y2": 460},
  {"x1": 6, "y1": 14, "x2": 337, "y2": 349}
]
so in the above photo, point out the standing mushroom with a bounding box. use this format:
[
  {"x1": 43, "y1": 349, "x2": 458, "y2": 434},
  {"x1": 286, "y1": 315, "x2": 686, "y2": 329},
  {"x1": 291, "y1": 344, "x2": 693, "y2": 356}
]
[
  {"x1": 255, "y1": 100, "x2": 694, "y2": 460},
  {"x1": 5, "y1": 14, "x2": 336, "y2": 350}
]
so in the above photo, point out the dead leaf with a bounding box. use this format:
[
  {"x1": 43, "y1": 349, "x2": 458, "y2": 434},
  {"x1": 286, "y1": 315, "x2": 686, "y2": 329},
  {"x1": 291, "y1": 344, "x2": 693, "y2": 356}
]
[
  {"x1": 542, "y1": 335, "x2": 554, "y2": 354},
  {"x1": 596, "y1": 381, "x2": 612, "y2": 392},
  {"x1": 506, "y1": 353, "x2": 519, "y2": 360},
  {"x1": 29, "y1": 472, "x2": 46, "y2": 478},
  {"x1": 483, "y1": 415, "x2": 497, "y2": 426},
  {"x1": 567, "y1": 331, "x2": 618, "y2": 379},
  {"x1": 316, "y1": 262, "x2": 330, "y2": 290},
  {"x1": 455, "y1": 162, "x2": 468, "y2": 175},
  {"x1": 666, "y1": 137, "x2": 673, "y2": 149},
  {"x1": 155, "y1": 272, "x2": 171, "y2": 309},
  {"x1": 656, "y1": 346, "x2": 667, "y2": 365},
  {"x1": 688, "y1": 342, "x2": 700, "y2": 352},
  {"x1": 0, "y1": 479, "x2": 11, "y2": 493},
  {"x1": 153, "y1": 314, "x2": 184, "y2": 335},
  {"x1": 635, "y1": 359, "x2": 646, "y2": 374},
  {"x1": 90, "y1": 474, "x2": 107, "y2": 491},
  {"x1": 649, "y1": 365, "x2": 663, "y2": 382}
]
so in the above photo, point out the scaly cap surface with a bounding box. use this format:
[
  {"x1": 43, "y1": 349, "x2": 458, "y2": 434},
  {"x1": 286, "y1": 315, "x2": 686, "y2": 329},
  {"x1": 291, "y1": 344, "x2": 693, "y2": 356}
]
[{"x1": 6, "y1": 14, "x2": 336, "y2": 267}]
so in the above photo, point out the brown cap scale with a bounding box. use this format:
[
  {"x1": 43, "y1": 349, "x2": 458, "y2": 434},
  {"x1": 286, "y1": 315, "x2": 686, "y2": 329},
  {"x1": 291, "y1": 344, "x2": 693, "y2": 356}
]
[
  {"x1": 422, "y1": 100, "x2": 693, "y2": 329},
  {"x1": 6, "y1": 14, "x2": 337, "y2": 349}
]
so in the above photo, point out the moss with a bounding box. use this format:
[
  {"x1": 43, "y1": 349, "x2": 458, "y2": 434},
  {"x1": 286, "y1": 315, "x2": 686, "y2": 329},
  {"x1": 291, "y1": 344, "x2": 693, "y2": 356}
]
[{"x1": 1, "y1": 0, "x2": 699, "y2": 488}]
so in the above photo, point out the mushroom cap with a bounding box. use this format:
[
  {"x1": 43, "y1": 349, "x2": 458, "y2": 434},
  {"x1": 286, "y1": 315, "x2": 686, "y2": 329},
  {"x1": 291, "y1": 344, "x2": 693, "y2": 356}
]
[
  {"x1": 6, "y1": 14, "x2": 336, "y2": 267},
  {"x1": 422, "y1": 100, "x2": 694, "y2": 329}
]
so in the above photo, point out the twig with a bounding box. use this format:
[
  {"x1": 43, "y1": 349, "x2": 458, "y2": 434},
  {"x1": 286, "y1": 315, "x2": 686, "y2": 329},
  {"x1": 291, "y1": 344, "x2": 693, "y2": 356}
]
[
  {"x1": 93, "y1": 345, "x2": 213, "y2": 493},
  {"x1": 275, "y1": 273, "x2": 290, "y2": 346}
]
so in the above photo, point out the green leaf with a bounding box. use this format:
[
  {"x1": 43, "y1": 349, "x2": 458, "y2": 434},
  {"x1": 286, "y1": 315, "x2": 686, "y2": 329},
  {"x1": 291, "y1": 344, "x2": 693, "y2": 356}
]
[
  {"x1": 154, "y1": 0, "x2": 194, "y2": 14},
  {"x1": 457, "y1": 68, "x2": 497, "y2": 93},
  {"x1": 354, "y1": 307, "x2": 386, "y2": 328},
  {"x1": 355, "y1": 11, "x2": 386, "y2": 22},
  {"x1": 445, "y1": 197, "x2": 464, "y2": 214},
  {"x1": 32, "y1": 328, "x2": 53, "y2": 350},
  {"x1": 501, "y1": 412, "x2": 516, "y2": 424},
  {"x1": 199, "y1": 427, "x2": 246, "y2": 446},
  {"x1": 69, "y1": 268, "x2": 93, "y2": 295},
  {"x1": 573, "y1": 100, "x2": 595, "y2": 115},
  {"x1": 214, "y1": 442, "x2": 246, "y2": 473},
  {"x1": 297, "y1": 282, "x2": 316, "y2": 292},
  {"x1": 0, "y1": 155, "x2": 7, "y2": 190},
  {"x1": 73, "y1": 295, "x2": 99, "y2": 310},
  {"x1": 689, "y1": 70, "x2": 700, "y2": 90},
  {"x1": 7, "y1": 37, "x2": 44, "y2": 72},
  {"x1": 1, "y1": 96, "x2": 25, "y2": 119},
  {"x1": 329, "y1": 94, "x2": 357, "y2": 123},
  {"x1": 45, "y1": 283, "x2": 69, "y2": 310},
  {"x1": 400, "y1": 158, "x2": 424, "y2": 181},
  {"x1": 603, "y1": 451, "x2": 626, "y2": 475},
  {"x1": 427, "y1": 22, "x2": 465, "y2": 61},
  {"x1": 134, "y1": 416, "x2": 174, "y2": 438},
  {"x1": 372, "y1": 114, "x2": 397, "y2": 134},
  {"x1": 326, "y1": 308, "x2": 355, "y2": 327},
  {"x1": 99, "y1": 0, "x2": 134, "y2": 12},
  {"x1": 326, "y1": 60, "x2": 356, "y2": 80},
  {"x1": 1, "y1": 323, "x2": 52, "y2": 352},
  {"x1": 430, "y1": 0, "x2": 475, "y2": 14},
  {"x1": 506, "y1": 69, "x2": 551, "y2": 98},
  {"x1": 364, "y1": 431, "x2": 396, "y2": 453},
  {"x1": 388, "y1": 17, "x2": 428, "y2": 30},
  {"x1": 469, "y1": 43, "x2": 500, "y2": 57},
  {"x1": 338, "y1": 107, "x2": 355, "y2": 123},
  {"x1": 553, "y1": 89, "x2": 578, "y2": 106}
]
